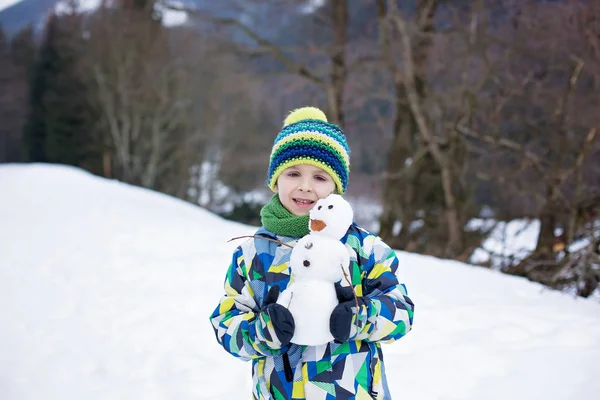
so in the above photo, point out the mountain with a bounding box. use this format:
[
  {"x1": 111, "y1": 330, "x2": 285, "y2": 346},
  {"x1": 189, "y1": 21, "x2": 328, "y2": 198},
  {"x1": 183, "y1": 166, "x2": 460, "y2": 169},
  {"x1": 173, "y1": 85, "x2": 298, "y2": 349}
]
[
  {"x1": 0, "y1": 0, "x2": 60, "y2": 35},
  {"x1": 0, "y1": 163, "x2": 599, "y2": 399},
  {"x1": 0, "y1": 0, "x2": 298, "y2": 37}
]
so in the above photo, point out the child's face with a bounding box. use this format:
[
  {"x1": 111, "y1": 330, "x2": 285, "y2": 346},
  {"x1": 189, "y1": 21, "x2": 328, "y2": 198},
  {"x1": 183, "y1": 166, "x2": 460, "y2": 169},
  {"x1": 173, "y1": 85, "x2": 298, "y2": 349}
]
[{"x1": 276, "y1": 164, "x2": 336, "y2": 216}]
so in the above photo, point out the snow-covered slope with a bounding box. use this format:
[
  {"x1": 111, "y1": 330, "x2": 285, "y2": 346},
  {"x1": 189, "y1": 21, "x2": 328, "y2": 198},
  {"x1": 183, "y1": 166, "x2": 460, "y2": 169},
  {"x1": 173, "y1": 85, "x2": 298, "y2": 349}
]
[
  {"x1": 0, "y1": 0, "x2": 23, "y2": 12},
  {"x1": 1, "y1": 164, "x2": 599, "y2": 400}
]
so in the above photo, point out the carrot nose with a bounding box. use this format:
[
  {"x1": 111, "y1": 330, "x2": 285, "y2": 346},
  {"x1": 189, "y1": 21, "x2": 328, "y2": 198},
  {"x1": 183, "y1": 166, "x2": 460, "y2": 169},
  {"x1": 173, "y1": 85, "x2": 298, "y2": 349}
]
[{"x1": 310, "y1": 219, "x2": 327, "y2": 231}]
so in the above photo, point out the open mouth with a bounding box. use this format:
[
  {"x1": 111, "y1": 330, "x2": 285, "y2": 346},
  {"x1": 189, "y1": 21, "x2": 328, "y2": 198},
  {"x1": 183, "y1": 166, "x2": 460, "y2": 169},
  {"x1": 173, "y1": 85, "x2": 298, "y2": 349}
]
[{"x1": 293, "y1": 198, "x2": 315, "y2": 207}]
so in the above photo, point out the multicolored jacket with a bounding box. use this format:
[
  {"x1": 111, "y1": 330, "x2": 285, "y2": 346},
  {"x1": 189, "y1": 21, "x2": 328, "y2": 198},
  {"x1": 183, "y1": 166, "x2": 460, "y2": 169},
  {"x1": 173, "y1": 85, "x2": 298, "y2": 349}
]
[{"x1": 210, "y1": 224, "x2": 414, "y2": 400}]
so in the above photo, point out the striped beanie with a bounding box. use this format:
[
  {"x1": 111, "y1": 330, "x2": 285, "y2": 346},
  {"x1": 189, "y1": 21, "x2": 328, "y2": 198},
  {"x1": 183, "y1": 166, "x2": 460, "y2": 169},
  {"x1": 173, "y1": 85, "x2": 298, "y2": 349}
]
[{"x1": 267, "y1": 106, "x2": 350, "y2": 194}]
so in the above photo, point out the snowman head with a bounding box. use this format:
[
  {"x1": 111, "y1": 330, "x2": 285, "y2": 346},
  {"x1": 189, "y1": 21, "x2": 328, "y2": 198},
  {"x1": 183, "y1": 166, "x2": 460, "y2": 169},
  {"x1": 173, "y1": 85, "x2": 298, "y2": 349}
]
[
  {"x1": 309, "y1": 194, "x2": 354, "y2": 240},
  {"x1": 290, "y1": 235, "x2": 349, "y2": 283}
]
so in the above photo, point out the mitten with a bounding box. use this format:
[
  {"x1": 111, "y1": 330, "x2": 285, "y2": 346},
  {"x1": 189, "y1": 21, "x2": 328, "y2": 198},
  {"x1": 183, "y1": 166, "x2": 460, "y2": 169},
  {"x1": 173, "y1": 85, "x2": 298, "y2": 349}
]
[
  {"x1": 258, "y1": 285, "x2": 295, "y2": 347},
  {"x1": 334, "y1": 282, "x2": 355, "y2": 303},
  {"x1": 329, "y1": 283, "x2": 369, "y2": 343}
]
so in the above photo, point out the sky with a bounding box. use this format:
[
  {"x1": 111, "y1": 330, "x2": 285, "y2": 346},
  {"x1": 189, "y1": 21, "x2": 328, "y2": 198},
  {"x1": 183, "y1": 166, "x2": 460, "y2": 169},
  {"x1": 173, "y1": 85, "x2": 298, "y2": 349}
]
[{"x1": 1, "y1": 163, "x2": 599, "y2": 399}]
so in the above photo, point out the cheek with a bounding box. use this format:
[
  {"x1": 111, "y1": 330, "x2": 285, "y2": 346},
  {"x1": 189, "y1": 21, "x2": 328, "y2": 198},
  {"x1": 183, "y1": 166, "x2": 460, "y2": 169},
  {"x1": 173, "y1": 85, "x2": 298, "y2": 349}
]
[
  {"x1": 280, "y1": 181, "x2": 294, "y2": 193},
  {"x1": 276, "y1": 177, "x2": 289, "y2": 192},
  {"x1": 317, "y1": 181, "x2": 336, "y2": 196}
]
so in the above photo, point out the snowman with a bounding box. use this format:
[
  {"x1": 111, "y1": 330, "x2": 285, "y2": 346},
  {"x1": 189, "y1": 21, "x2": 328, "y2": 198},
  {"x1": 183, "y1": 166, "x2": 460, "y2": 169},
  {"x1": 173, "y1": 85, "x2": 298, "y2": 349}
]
[{"x1": 277, "y1": 194, "x2": 354, "y2": 346}]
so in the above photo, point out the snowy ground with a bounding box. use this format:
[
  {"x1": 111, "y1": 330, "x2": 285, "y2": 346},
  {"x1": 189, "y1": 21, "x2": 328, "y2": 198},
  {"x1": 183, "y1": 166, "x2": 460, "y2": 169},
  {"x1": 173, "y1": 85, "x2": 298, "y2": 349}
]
[{"x1": 1, "y1": 164, "x2": 599, "y2": 400}]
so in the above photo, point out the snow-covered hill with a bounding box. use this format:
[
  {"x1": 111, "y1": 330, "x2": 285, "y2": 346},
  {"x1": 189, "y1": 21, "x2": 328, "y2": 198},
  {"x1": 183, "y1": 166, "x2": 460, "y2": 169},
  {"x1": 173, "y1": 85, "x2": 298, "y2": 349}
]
[
  {"x1": 0, "y1": 0, "x2": 22, "y2": 12},
  {"x1": 1, "y1": 164, "x2": 599, "y2": 400}
]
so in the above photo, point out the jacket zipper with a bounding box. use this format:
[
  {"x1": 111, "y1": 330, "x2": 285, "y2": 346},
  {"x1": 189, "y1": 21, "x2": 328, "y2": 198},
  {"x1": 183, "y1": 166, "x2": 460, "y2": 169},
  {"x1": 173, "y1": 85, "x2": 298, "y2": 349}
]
[{"x1": 282, "y1": 353, "x2": 294, "y2": 382}]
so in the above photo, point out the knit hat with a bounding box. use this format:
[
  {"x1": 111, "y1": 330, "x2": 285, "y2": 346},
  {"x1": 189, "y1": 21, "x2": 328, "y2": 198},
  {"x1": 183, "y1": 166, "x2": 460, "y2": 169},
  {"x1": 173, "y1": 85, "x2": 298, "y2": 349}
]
[{"x1": 267, "y1": 107, "x2": 350, "y2": 194}]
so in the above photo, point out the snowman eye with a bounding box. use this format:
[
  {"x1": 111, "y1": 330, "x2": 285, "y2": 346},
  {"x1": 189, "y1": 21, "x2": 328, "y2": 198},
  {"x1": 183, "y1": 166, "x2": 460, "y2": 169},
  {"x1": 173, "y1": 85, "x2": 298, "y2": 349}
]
[
  {"x1": 328, "y1": 205, "x2": 333, "y2": 209},
  {"x1": 303, "y1": 260, "x2": 310, "y2": 267},
  {"x1": 318, "y1": 205, "x2": 322, "y2": 210}
]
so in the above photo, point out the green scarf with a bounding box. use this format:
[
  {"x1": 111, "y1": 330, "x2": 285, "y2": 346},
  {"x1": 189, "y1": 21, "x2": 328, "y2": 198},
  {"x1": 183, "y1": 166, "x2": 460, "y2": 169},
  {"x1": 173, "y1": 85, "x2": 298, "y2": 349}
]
[{"x1": 260, "y1": 194, "x2": 310, "y2": 238}]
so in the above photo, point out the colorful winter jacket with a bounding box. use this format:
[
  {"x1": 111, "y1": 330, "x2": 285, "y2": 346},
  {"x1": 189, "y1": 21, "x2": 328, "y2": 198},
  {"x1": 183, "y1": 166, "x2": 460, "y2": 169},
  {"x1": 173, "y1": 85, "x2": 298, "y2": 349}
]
[{"x1": 209, "y1": 224, "x2": 414, "y2": 400}]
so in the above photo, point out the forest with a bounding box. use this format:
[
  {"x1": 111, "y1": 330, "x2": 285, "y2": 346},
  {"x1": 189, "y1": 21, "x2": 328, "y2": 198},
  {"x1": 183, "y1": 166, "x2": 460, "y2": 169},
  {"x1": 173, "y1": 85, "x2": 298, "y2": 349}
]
[{"x1": 1, "y1": 0, "x2": 598, "y2": 297}]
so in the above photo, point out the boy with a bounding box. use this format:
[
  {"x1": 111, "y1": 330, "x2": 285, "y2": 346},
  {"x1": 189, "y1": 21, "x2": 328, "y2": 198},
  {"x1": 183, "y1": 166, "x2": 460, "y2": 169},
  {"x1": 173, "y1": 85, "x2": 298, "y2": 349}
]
[{"x1": 209, "y1": 107, "x2": 414, "y2": 399}]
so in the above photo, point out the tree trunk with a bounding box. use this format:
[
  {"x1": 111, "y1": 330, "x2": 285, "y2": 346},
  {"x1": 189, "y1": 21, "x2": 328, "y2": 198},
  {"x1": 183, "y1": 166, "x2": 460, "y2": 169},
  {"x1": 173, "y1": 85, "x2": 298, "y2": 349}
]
[
  {"x1": 380, "y1": 88, "x2": 415, "y2": 247},
  {"x1": 508, "y1": 185, "x2": 560, "y2": 278},
  {"x1": 378, "y1": 0, "x2": 442, "y2": 251},
  {"x1": 328, "y1": 0, "x2": 348, "y2": 128},
  {"x1": 535, "y1": 208, "x2": 556, "y2": 255},
  {"x1": 103, "y1": 151, "x2": 112, "y2": 178}
]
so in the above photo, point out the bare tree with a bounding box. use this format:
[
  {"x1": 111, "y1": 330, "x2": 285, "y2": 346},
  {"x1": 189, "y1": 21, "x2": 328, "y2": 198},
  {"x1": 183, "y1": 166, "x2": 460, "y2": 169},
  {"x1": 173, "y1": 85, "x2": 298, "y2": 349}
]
[
  {"x1": 81, "y1": 5, "x2": 205, "y2": 192},
  {"x1": 161, "y1": 0, "x2": 351, "y2": 128},
  {"x1": 375, "y1": 0, "x2": 482, "y2": 258},
  {"x1": 453, "y1": 0, "x2": 600, "y2": 296}
]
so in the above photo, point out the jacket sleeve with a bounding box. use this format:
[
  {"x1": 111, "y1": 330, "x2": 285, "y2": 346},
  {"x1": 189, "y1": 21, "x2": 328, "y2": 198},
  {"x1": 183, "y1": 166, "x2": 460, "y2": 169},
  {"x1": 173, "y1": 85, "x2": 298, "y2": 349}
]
[
  {"x1": 209, "y1": 246, "x2": 290, "y2": 360},
  {"x1": 348, "y1": 235, "x2": 414, "y2": 343}
]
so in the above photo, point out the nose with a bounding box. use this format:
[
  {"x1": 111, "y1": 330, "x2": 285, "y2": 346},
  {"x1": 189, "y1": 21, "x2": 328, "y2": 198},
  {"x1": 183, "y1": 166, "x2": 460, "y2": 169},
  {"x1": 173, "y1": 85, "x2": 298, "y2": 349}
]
[{"x1": 298, "y1": 176, "x2": 312, "y2": 192}]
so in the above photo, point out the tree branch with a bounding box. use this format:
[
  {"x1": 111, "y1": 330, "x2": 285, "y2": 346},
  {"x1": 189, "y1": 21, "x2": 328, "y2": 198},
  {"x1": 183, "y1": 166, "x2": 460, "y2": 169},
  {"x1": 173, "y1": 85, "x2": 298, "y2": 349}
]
[
  {"x1": 161, "y1": 2, "x2": 327, "y2": 87},
  {"x1": 387, "y1": 1, "x2": 463, "y2": 255}
]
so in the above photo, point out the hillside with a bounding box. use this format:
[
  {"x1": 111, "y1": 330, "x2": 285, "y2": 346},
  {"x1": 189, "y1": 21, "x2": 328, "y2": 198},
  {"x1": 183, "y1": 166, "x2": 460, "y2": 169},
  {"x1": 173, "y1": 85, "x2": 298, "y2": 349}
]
[{"x1": 0, "y1": 163, "x2": 599, "y2": 399}]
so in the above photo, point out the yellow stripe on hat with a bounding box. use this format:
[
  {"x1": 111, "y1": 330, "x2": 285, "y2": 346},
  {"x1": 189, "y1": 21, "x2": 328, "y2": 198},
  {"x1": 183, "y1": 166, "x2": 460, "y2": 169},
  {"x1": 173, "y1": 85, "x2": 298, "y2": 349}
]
[
  {"x1": 270, "y1": 131, "x2": 350, "y2": 166},
  {"x1": 269, "y1": 158, "x2": 345, "y2": 195}
]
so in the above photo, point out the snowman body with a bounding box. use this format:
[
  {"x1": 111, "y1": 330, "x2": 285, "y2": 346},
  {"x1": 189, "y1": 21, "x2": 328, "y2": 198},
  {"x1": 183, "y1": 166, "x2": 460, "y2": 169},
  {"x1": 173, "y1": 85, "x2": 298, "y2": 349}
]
[
  {"x1": 277, "y1": 234, "x2": 349, "y2": 346},
  {"x1": 283, "y1": 279, "x2": 338, "y2": 345},
  {"x1": 276, "y1": 194, "x2": 355, "y2": 346}
]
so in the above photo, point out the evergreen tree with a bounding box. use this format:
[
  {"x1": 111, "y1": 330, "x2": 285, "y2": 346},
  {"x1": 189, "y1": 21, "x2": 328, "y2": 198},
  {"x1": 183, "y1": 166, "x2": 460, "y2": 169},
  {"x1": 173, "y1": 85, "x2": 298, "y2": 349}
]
[
  {"x1": 23, "y1": 21, "x2": 52, "y2": 162},
  {"x1": 0, "y1": 24, "x2": 34, "y2": 163},
  {"x1": 10, "y1": 25, "x2": 36, "y2": 76},
  {"x1": 0, "y1": 25, "x2": 6, "y2": 51},
  {"x1": 0, "y1": 24, "x2": 12, "y2": 162},
  {"x1": 24, "y1": 13, "x2": 93, "y2": 166}
]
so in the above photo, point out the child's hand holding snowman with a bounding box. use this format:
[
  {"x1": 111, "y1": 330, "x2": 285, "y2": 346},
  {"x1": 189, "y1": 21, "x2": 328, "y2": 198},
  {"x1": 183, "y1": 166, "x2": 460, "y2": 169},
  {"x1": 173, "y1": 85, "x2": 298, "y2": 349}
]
[
  {"x1": 329, "y1": 283, "x2": 369, "y2": 343},
  {"x1": 257, "y1": 285, "x2": 295, "y2": 349}
]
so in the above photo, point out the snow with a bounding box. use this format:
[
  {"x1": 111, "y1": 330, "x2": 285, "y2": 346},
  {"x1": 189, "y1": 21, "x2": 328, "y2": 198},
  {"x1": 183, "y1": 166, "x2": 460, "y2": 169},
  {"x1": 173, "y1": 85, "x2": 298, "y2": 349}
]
[
  {"x1": 0, "y1": 0, "x2": 21, "y2": 13},
  {"x1": 299, "y1": 0, "x2": 325, "y2": 14},
  {"x1": 1, "y1": 163, "x2": 599, "y2": 400},
  {"x1": 55, "y1": 0, "x2": 101, "y2": 14},
  {"x1": 470, "y1": 219, "x2": 540, "y2": 268},
  {"x1": 155, "y1": 1, "x2": 188, "y2": 27},
  {"x1": 52, "y1": 0, "x2": 188, "y2": 27}
]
